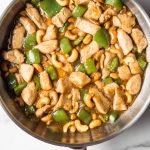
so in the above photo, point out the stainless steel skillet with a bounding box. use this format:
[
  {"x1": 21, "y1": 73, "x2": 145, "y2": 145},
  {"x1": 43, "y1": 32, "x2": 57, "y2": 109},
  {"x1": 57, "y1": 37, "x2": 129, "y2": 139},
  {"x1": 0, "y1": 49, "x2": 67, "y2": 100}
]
[{"x1": 0, "y1": 0, "x2": 150, "y2": 149}]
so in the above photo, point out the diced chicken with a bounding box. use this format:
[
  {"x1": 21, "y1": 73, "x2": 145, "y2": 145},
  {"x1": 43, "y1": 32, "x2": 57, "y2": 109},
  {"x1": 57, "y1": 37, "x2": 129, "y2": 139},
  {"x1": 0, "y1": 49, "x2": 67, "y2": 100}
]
[
  {"x1": 69, "y1": 72, "x2": 91, "y2": 88},
  {"x1": 118, "y1": 29, "x2": 133, "y2": 55},
  {"x1": 20, "y1": 64, "x2": 34, "y2": 83},
  {"x1": 21, "y1": 82, "x2": 37, "y2": 106},
  {"x1": 20, "y1": 16, "x2": 36, "y2": 34},
  {"x1": 102, "y1": 68, "x2": 110, "y2": 79},
  {"x1": 95, "y1": 81, "x2": 104, "y2": 91},
  {"x1": 124, "y1": 53, "x2": 141, "y2": 74},
  {"x1": 99, "y1": 8, "x2": 117, "y2": 23},
  {"x1": 26, "y1": 4, "x2": 47, "y2": 29},
  {"x1": 118, "y1": 65, "x2": 131, "y2": 80},
  {"x1": 56, "y1": 77, "x2": 72, "y2": 94},
  {"x1": 74, "y1": 0, "x2": 90, "y2": 5},
  {"x1": 34, "y1": 40, "x2": 58, "y2": 54},
  {"x1": 43, "y1": 24, "x2": 57, "y2": 41},
  {"x1": 113, "y1": 14, "x2": 135, "y2": 33},
  {"x1": 40, "y1": 71, "x2": 52, "y2": 90},
  {"x1": 126, "y1": 74, "x2": 142, "y2": 95},
  {"x1": 80, "y1": 41, "x2": 99, "y2": 62},
  {"x1": 3, "y1": 49, "x2": 24, "y2": 64},
  {"x1": 93, "y1": 92, "x2": 110, "y2": 114},
  {"x1": 75, "y1": 18, "x2": 100, "y2": 35},
  {"x1": 104, "y1": 52, "x2": 115, "y2": 68},
  {"x1": 52, "y1": 7, "x2": 71, "y2": 28},
  {"x1": 131, "y1": 28, "x2": 148, "y2": 53},
  {"x1": 12, "y1": 24, "x2": 25, "y2": 49},
  {"x1": 84, "y1": 1, "x2": 102, "y2": 21},
  {"x1": 103, "y1": 82, "x2": 119, "y2": 99},
  {"x1": 113, "y1": 88, "x2": 127, "y2": 111},
  {"x1": 71, "y1": 88, "x2": 80, "y2": 102}
]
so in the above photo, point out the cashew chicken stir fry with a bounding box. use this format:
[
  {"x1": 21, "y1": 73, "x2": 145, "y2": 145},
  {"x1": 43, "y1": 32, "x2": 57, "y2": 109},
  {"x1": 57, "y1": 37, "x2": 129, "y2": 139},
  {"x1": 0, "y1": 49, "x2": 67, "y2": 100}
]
[{"x1": 1, "y1": 0, "x2": 148, "y2": 133}]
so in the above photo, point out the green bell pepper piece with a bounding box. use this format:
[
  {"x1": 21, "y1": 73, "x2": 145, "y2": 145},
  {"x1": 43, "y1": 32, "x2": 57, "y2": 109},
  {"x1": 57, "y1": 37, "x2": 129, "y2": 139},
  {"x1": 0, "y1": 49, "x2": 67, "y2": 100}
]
[
  {"x1": 77, "y1": 108, "x2": 92, "y2": 124},
  {"x1": 25, "y1": 105, "x2": 36, "y2": 116},
  {"x1": 26, "y1": 49, "x2": 41, "y2": 64},
  {"x1": 46, "y1": 65, "x2": 58, "y2": 81},
  {"x1": 132, "y1": 45, "x2": 137, "y2": 53},
  {"x1": 74, "y1": 36, "x2": 84, "y2": 46},
  {"x1": 59, "y1": 22, "x2": 70, "y2": 32},
  {"x1": 24, "y1": 33, "x2": 36, "y2": 50},
  {"x1": 33, "y1": 75, "x2": 41, "y2": 90},
  {"x1": 105, "y1": 0, "x2": 123, "y2": 10},
  {"x1": 102, "y1": 114, "x2": 109, "y2": 122},
  {"x1": 138, "y1": 56, "x2": 147, "y2": 70},
  {"x1": 39, "y1": 0, "x2": 62, "y2": 17},
  {"x1": 76, "y1": 64, "x2": 86, "y2": 73},
  {"x1": 72, "y1": 5, "x2": 87, "y2": 18},
  {"x1": 109, "y1": 111, "x2": 119, "y2": 123},
  {"x1": 84, "y1": 58, "x2": 97, "y2": 75},
  {"x1": 14, "y1": 82, "x2": 27, "y2": 96},
  {"x1": 80, "y1": 89, "x2": 87, "y2": 100},
  {"x1": 6, "y1": 74, "x2": 18, "y2": 90},
  {"x1": 108, "y1": 57, "x2": 119, "y2": 72},
  {"x1": 52, "y1": 109, "x2": 69, "y2": 123},
  {"x1": 103, "y1": 77, "x2": 113, "y2": 85},
  {"x1": 94, "y1": 27, "x2": 110, "y2": 49},
  {"x1": 60, "y1": 37, "x2": 72, "y2": 54},
  {"x1": 31, "y1": 0, "x2": 40, "y2": 7},
  {"x1": 115, "y1": 78, "x2": 122, "y2": 85}
]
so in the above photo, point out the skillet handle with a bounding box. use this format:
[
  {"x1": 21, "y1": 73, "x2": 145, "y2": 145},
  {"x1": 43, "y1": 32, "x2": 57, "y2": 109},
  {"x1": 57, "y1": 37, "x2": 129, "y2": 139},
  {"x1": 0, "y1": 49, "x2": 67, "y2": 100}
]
[{"x1": 70, "y1": 147, "x2": 87, "y2": 150}]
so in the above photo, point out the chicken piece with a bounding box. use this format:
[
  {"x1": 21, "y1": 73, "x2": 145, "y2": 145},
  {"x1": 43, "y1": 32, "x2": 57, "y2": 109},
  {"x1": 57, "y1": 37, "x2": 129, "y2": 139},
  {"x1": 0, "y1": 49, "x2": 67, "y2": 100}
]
[
  {"x1": 26, "y1": 4, "x2": 47, "y2": 29},
  {"x1": 52, "y1": 7, "x2": 71, "y2": 28},
  {"x1": 95, "y1": 81, "x2": 104, "y2": 91},
  {"x1": 40, "y1": 71, "x2": 52, "y2": 90},
  {"x1": 69, "y1": 72, "x2": 91, "y2": 88},
  {"x1": 131, "y1": 28, "x2": 148, "y2": 53},
  {"x1": 117, "y1": 29, "x2": 133, "y2": 55},
  {"x1": 75, "y1": 18, "x2": 100, "y2": 35},
  {"x1": 84, "y1": 1, "x2": 102, "y2": 21},
  {"x1": 126, "y1": 74, "x2": 141, "y2": 95},
  {"x1": 43, "y1": 24, "x2": 57, "y2": 41},
  {"x1": 102, "y1": 68, "x2": 110, "y2": 79},
  {"x1": 3, "y1": 49, "x2": 24, "y2": 64},
  {"x1": 93, "y1": 92, "x2": 110, "y2": 114},
  {"x1": 118, "y1": 65, "x2": 131, "y2": 80},
  {"x1": 15, "y1": 73, "x2": 24, "y2": 84},
  {"x1": 113, "y1": 88, "x2": 127, "y2": 111},
  {"x1": 21, "y1": 82, "x2": 37, "y2": 106},
  {"x1": 34, "y1": 40, "x2": 58, "y2": 54},
  {"x1": 103, "y1": 82, "x2": 119, "y2": 99},
  {"x1": 113, "y1": 14, "x2": 135, "y2": 33},
  {"x1": 56, "y1": 77, "x2": 72, "y2": 94},
  {"x1": 71, "y1": 88, "x2": 80, "y2": 102},
  {"x1": 124, "y1": 53, "x2": 141, "y2": 74},
  {"x1": 20, "y1": 16, "x2": 36, "y2": 34},
  {"x1": 99, "y1": 7, "x2": 117, "y2": 23},
  {"x1": 12, "y1": 24, "x2": 25, "y2": 49},
  {"x1": 20, "y1": 64, "x2": 34, "y2": 83},
  {"x1": 74, "y1": 0, "x2": 90, "y2": 5},
  {"x1": 104, "y1": 52, "x2": 115, "y2": 68},
  {"x1": 80, "y1": 41, "x2": 99, "y2": 63}
]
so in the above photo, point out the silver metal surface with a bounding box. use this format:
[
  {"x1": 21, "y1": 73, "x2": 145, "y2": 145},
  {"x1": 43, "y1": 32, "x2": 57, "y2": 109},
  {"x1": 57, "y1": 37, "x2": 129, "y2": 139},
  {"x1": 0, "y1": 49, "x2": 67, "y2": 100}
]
[{"x1": 0, "y1": 0, "x2": 150, "y2": 149}]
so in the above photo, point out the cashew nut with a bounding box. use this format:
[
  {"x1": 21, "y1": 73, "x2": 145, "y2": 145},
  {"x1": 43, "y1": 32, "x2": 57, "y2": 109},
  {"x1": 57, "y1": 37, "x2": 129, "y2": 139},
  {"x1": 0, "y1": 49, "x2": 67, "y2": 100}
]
[
  {"x1": 39, "y1": 90, "x2": 49, "y2": 98},
  {"x1": 69, "y1": 125, "x2": 76, "y2": 133},
  {"x1": 83, "y1": 34, "x2": 93, "y2": 45},
  {"x1": 49, "y1": 90, "x2": 58, "y2": 106},
  {"x1": 57, "y1": 52, "x2": 67, "y2": 64},
  {"x1": 125, "y1": 91, "x2": 133, "y2": 104},
  {"x1": 41, "y1": 114, "x2": 52, "y2": 123},
  {"x1": 33, "y1": 64, "x2": 43, "y2": 73},
  {"x1": 63, "y1": 121, "x2": 74, "y2": 133},
  {"x1": 36, "y1": 29, "x2": 45, "y2": 44},
  {"x1": 36, "y1": 97, "x2": 51, "y2": 109},
  {"x1": 90, "y1": 72, "x2": 101, "y2": 82},
  {"x1": 70, "y1": 114, "x2": 76, "y2": 120},
  {"x1": 67, "y1": 49, "x2": 78, "y2": 63},
  {"x1": 75, "y1": 120, "x2": 89, "y2": 133},
  {"x1": 35, "y1": 105, "x2": 51, "y2": 118},
  {"x1": 89, "y1": 119, "x2": 102, "y2": 129},
  {"x1": 70, "y1": 102, "x2": 79, "y2": 114},
  {"x1": 92, "y1": 113, "x2": 97, "y2": 120},
  {"x1": 65, "y1": 30, "x2": 78, "y2": 40},
  {"x1": 51, "y1": 53, "x2": 63, "y2": 69},
  {"x1": 56, "y1": 0, "x2": 69, "y2": 6},
  {"x1": 84, "y1": 93, "x2": 94, "y2": 108},
  {"x1": 68, "y1": 17, "x2": 76, "y2": 23},
  {"x1": 100, "y1": 54, "x2": 105, "y2": 69},
  {"x1": 109, "y1": 27, "x2": 117, "y2": 44}
]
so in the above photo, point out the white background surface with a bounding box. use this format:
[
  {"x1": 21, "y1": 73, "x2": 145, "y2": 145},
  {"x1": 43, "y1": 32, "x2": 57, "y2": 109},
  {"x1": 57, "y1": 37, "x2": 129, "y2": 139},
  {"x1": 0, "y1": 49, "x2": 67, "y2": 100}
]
[{"x1": 0, "y1": 0, "x2": 150, "y2": 150}]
